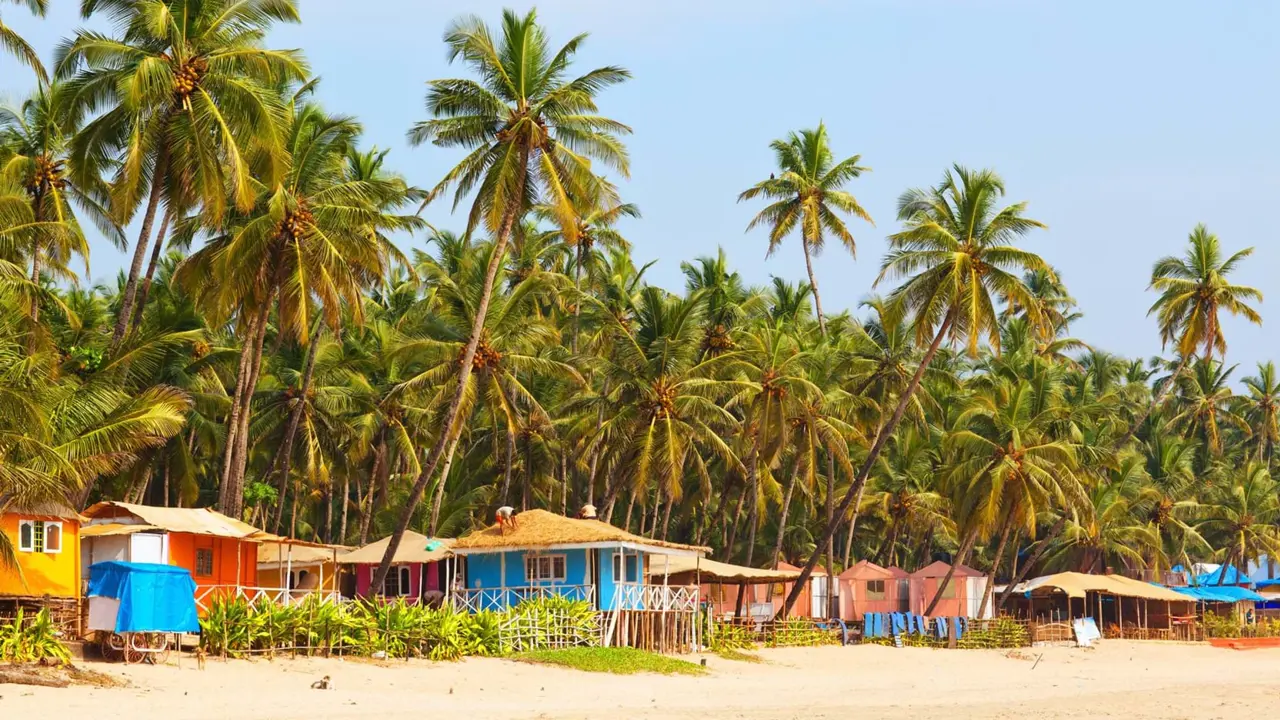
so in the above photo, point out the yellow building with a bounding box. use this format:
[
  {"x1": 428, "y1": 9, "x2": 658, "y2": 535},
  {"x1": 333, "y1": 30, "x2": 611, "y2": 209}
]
[{"x1": 0, "y1": 503, "x2": 82, "y2": 599}]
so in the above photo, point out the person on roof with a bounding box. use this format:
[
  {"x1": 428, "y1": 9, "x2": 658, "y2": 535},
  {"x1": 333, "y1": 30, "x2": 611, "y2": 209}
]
[
  {"x1": 496, "y1": 506, "x2": 517, "y2": 534},
  {"x1": 577, "y1": 504, "x2": 598, "y2": 520}
]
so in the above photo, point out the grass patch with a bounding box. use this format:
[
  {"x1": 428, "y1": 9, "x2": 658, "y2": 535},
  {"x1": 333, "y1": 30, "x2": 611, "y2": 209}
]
[
  {"x1": 512, "y1": 647, "x2": 706, "y2": 676},
  {"x1": 714, "y1": 649, "x2": 763, "y2": 663}
]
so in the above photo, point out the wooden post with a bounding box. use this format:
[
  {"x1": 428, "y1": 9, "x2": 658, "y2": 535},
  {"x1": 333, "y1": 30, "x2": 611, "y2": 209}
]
[{"x1": 1118, "y1": 594, "x2": 1123, "y2": 638}]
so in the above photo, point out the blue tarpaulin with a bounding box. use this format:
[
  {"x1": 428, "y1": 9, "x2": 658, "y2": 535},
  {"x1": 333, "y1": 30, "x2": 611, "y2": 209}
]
[
  {"x1": 1193, "y1": 565, "x2": 1252, "y2": 587},
  {"x1": 87, "y1": 561, "x2": 200, "y2": 633},
  {"x1": 1171, "y1": 585, "x2": 1266, "y2": 604}
]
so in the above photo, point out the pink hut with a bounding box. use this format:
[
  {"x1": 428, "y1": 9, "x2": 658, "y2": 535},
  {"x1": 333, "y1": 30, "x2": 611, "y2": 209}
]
[
  {"x1": 338, "y1": 531, "x2": 454, "y2": 604},
  {"x1": 908, "y1": 561, "x2": 990, "y2": 618},
  {"x1": 838, "y1": 560, "x2": 909, "y2": 620}
]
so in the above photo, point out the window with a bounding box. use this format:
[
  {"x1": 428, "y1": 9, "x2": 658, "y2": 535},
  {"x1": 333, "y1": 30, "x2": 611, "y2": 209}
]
[
  {"x1": 525, "y1": 554, "x2": 567, "y2": 583},
  {"x1": 43, "y1": 522, "x2": 62, "y2": 554},
  {"x1": 939, "y1": 578, "x2": 957, "y2": 599},
  {"x1": 195, "y1": 548, "x2": 214, "y2": 577},
  {"x1": 613, "y1": 553, "x2": 640, "y2": 583},
  {"x1": 383, "y1": 566, "x2": 411, "y2": 597},
  {"x1": 866, "y1": 579, "x2": 886, "y2": 600},
  {"x1": 17, "y1": 520, "x2": 34, "y2": 552}
]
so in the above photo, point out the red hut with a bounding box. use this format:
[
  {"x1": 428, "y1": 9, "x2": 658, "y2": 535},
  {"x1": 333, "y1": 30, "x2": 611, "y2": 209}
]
[
  {"x1": 908, "y1": 561, "x2": 990, "y2": 618},
  {"x1": 838, "y1": 560, "x2": 909, "y2": 620}
]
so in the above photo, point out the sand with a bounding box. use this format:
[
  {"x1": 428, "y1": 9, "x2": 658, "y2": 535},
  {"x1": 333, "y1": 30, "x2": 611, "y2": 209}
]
[{"x1": 3, "y1": 641, "x2": 1279, "y2": 719}]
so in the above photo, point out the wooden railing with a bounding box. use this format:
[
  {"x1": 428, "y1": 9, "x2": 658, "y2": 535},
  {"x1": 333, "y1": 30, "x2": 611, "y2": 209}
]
[{"x1": 612, "y1": 584, "x2": 699, "y2": 612}]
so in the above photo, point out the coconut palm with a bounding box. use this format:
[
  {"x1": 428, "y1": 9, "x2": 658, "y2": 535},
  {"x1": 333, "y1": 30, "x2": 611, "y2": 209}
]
[
  {"x1": 739, "y1": 123, "x2": 872, "y2": 335},
  {"x1": 783, "y1": 165, "x2": 1049, "y2": 615},
  {"x1": 1165, "y1": 359, "x2": 1248, "y2": 457},
  {"x1": 1118, "y1": 224, "x2": 1262, "y2": 447},
  {"x1": 1236, "y1": 362, "x2": 1280, "y2": 463},
  {"x1": 0, "y1": 83, "x2": 121, "y2": 321},
  {"x1": 0, "y1": 0, "x2": 47, "y2": 83},
  {"x1": 56, "y1": 0, "x2": 308, "y2": 349},
  {"x1": 373, "y1": 8, "x2": 631, "y2": 589},
  {"x1": 1190, "y1": 462, "x2": 1280, "y2": 582}
]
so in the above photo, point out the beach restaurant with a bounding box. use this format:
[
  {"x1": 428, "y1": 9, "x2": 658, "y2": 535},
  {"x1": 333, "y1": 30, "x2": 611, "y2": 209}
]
[
  {"x1": 647, "y1": 554, "x2": 801, "y2": 619},
  {"x1": 1003, "y1": 571, "x2": 1198, "y2": 640}
]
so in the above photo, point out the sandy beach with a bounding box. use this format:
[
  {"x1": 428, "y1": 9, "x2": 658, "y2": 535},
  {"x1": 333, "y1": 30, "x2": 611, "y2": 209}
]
[{"x1": 3, "y1": 641, "x2": 1278, "y2": 719}]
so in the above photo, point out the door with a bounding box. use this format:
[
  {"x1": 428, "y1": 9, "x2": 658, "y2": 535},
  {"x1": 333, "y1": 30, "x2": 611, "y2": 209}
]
[
  {"x1": 130, "y1": 533, "x2": 167, "y2": 564},
  {"x1": 811, "y1": 575, "x2": 829, "y2": 618}
]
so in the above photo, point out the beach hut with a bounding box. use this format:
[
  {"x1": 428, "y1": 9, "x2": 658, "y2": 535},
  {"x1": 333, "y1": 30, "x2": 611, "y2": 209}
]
[
  {"x1": 257, "y1": 542, "x2": 350, "y2": 600},
  {"x1": 646, "y1": 555, "x2": 800, "y2": 620},
  {"x1": 451, "y1": 509, "x2": 706, "y2": 651},
  {"x1": 775, "y1": 561, "x2": 837, "y2": 619},
  {"x1": 338, "y1": 532, "x2": 453, "y2": 604},
  {"x1": 80, "y1": 502, "x2": 271, "y2": 611},
  {"x1": 908, "y1": 561, "x2": 990, "y2": 618},
  {"x1": 838, "y1": 560, "x2": 909, "y2": 620},
  {"x1": 0, "y1": 502, "x2": 83, "y2": 633}
]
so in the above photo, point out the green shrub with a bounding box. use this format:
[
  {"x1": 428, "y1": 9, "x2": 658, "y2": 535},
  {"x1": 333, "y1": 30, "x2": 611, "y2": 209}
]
[{"x1": 0, "y1": 608, "x2": 72, "y2": 665}]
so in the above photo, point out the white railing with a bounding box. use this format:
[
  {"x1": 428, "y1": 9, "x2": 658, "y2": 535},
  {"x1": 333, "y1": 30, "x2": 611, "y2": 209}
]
[
  {"x1": 613, "y1": 584, "x2": 699, "y2": 612},
  {"x1": 194, "y1": 585, "x2": 343, "y2": 612},
  {"x1": 451, "y1": 585, "x2": 596, "y2": 613}
]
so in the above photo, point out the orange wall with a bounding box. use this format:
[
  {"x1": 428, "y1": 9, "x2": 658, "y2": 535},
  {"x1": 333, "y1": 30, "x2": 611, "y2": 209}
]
[
  {"x1": 167, "y1": 534, "x2": 257, "y2": 589},
  {"x1": 0, "y1": 514, "x2": 81, "y2": 598}
]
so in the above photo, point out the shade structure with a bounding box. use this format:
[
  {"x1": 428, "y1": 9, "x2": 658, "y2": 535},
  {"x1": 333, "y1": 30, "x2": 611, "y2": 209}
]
[
  {"x1": 1173, "y1": 585, "x2": 1266, "y2": 603},
  {"x1": 257, "y1": 542, "x2": 349, "y2": 565},
  {"x1": 1010, "y1": 572, "x2": 1191, "y2": 602},
  {"x1": 82, "y1": 501, "x2": 278, "y2": 541},
  {"x1": 647, "y1": 555, "x2": 801, "y2": 584},
  {"x1": 339, "y1": 531, "x2": 454, "y2": 565}
]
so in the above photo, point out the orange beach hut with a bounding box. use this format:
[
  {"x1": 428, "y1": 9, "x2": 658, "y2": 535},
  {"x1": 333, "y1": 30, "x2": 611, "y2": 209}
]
[
  {"x1": 908, "y1": 560, "x2": 990, "y2": 618},
  {"x1": 80, "y1": 502, "x2": 270, "y2": 610},
  {"x1": 838, "y1": 560, "x2": 909, "y2": 620}
]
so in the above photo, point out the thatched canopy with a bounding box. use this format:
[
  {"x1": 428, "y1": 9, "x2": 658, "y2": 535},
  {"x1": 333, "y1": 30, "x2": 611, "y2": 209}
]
[
  {"x1": 647, "y1": 555, "x2": 800, "y2": 585},
  {"x1": 452, "y1": 509, "x2": 708, "y2": 556},
  {"x1": 257, "y1": 542, "x2": 351, "y2": 566}
]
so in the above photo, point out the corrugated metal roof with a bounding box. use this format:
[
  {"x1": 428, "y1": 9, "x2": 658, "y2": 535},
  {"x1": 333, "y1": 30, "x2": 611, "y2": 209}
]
[{"x1": 82, "y1": 502, "x2": 264, "y2": 539}]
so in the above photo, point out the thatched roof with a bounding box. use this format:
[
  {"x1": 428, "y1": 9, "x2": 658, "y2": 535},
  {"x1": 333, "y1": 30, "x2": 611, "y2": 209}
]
[
  {"x1": 453, "y1": 509, "x2": 708, "y2": 555},
  {"x1": 3, "y1": 501, "x2": 81, "y2": 521},
  {"x1": 647, "y1": 555, "x2": 800, "y2": 584},
  {"x1": 339, "y1": 532, "x2": 454, "y2": 565}
]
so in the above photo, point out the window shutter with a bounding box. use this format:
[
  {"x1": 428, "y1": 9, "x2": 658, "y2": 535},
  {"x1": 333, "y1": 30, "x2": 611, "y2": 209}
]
[
  {"x1": 17, "y1": 520, "x2": 33, "y2": 552},
  {"x1": 44, "y1": 522, "x2": 63, "y2": 554}
]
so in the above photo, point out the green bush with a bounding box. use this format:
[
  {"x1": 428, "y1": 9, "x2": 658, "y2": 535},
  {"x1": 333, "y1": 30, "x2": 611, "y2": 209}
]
[{"x1": 0, "y1": 608, "x2": 72, "y2": 665}]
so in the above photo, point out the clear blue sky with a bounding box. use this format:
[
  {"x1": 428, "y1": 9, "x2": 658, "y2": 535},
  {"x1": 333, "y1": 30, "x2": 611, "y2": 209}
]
[{"x1": 4, "y1": 1, "x2": 1278, "y2": 372}]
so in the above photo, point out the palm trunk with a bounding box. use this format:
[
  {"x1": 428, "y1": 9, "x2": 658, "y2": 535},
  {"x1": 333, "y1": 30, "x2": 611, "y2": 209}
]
[
  {"x1": 825, "y1": 451, "x2": 837, "y2": 617},
  {"x1": 1114, "y1": 354, "x2": 1190, "y2": 449},
  {"x1": 28, "y1": 188, "x2": 43, "y2": 324},
  {"x1": 217, "y1": 305, "x2": 266, "y2": 513},
  {"x1": 742, "y1": 436, "x2": 761, "y2": 567},
  {"x1": 980, "y1": 521, "x2": 1012, "y2": 618},
  {"x1": 998, "y1": 514, "x2": 1069, "y2": 611},
  {"x1": 130, "y1": 208, "x2": 173, "y2": 331},
  {"x1": 876, "y1": 521, "x2": 901, "y2": 566},
  {"x1": 572, "y1": 244, "x2": 583, "y2": 354},
  {"x1": 801, "y1": 238, "x2": 826, "y2": 337},
  {"x1": 111, "y1": 144, "x2": 169, "y2": 351},
  {"x1": 924, "y1": 525, "x2": 978, "y2": 616},
  {"x1": 770, "y1": 454, "x2": 804, "y2": 577},
  {"x1": 325, "y1": 482, "x2": 334, "y2": 543},
  {"x1": 843, "y1": 516, "x2": 857, "y2": 567},
  {"x1": 271, "y1": 324, "x2": 323, "y2": 532},
  {"x1": 724, "y1": 487, "x2": 746, "y2": 562},
  {"x1": 781, "y1": 314, "x2": 954, "y2": 617},
  {"x1": 428, "y1": 422, "x2": 465, "y2": 536},
  {"x1": 225, "y1": 303, "x2": 271, "y2": 518},
  {"x1": 623, "y1": 491, "x2": 636, "y2": 532},
  {"x1": 339, "y1": 472, "x2": 350, "y2": 544},
  {"x1": 370, "y1": 149, "x2": 529, "y2": 592},
  {"x1": 500, "y1": 430, "x2": 515, "y2": 505}
]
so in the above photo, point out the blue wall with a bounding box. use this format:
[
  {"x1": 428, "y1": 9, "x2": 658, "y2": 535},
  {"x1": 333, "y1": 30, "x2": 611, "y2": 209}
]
[{"x1": 461, "y1": 545, "x2": 651, "y2": 611}]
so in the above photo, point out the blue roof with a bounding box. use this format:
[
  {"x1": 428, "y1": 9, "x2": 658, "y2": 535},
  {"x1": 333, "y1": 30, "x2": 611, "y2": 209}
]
[
  {"x1": 1172, "y1": 585, "x2": 1266, "y2": 603},
  {"x1": 87, "y1": 561, "x2": 199, "y2": 634},
  {"x1": 1255, "y1": 578, "x2": 1280, "y2": 589},
  {"x1": 1194, "y1": 565, "x2": 1252, "y2": 587}
]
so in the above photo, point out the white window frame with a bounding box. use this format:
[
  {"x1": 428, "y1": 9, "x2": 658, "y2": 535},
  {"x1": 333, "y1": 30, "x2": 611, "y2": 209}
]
[
  {"x1": 42, "y1": 521, "x2": 63, "y2": 554},
  {"x1": 525, "y1": 554, "x2": 567, "y2": 583},
  {"x1": 17, "y1": 520, "x2": 34, "y2": 553},
  {"x1": 613, "y1": 551, "x2": 639, "y2": 584},
  {"x1": 382, "y1": 565, "x2": 412, "y2": 597}
]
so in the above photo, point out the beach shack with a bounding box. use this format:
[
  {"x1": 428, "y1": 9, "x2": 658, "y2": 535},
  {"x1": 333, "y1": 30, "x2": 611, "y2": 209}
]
[
  {"x1": 257, "y1": 541, "x2": 349, "y2": 601},
  {"x1": 908, "y1": 561, "x2": 990, "y2": 618},
  {"x1": 451, "y1": 509, "x2": 707, "y2": 651},
  {"x1": 0, "y1": 502, "x2": 83, "y2": 633},
  {"x1": 838, "y1": 560, "x2": 909, "y2": 620},
  {"x1": 338, "y1": 531, "x2": 453, "y2": 604},
  {"x1": 647, "y1": 555, "x2": 800, "y2": 620},
  {"x1": 80, "y1": 502, "x2": 269, "y2": 611},
  {"x1": 775, "y1": 561, "x2": 837, "y2": 619}
]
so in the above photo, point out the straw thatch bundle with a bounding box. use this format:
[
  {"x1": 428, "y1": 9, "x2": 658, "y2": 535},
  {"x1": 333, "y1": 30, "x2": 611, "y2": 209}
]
[{"x1": 453, "y1": 509, "x2": 709, "y2": 553}]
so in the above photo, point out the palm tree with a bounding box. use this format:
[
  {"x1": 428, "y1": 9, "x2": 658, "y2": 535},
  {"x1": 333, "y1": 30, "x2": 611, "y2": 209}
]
[
  {"x1": 56, "y1": 0, "x2": 308, "y2": 349},
  {"x1": 1166, "y1": 359, "x2": 1247, "y2": 457},
  {"x1": 783, "y1": 165, "x2": 1049, "y2": 616},
  {"x1": 1237, "y1": 362, "x2": 1280, "y2": 463},
  {"x1": 179, "y1": 103, "x2": 420, "y2": 516},
  {"x1": 1191, "y1": 462, "x2": 1280, "y2": 581},
  {"x1": 373, "y1": 8, "x2": 631, "y2": 590},
  {"x1": 1118, "y1": 224, "x2": 1262, "y2": 448},
  {"x1": 0, "y1": 0, "x2": 47, "y2": 83},
  {"x1": 739, "y1": 123, "x2": 872, "y2": 336},
  {"x1": 0, "y1": 83, "x2": 121, "y2": 322}
]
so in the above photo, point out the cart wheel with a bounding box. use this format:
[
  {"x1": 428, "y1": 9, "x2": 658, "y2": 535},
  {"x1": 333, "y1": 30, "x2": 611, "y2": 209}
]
[
  {"x1": 145, "y1": 634, "x2": 171, "y2": 665},
  {"x1": 100, "y1": 632, "x2": 125, "y2": 662}
]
